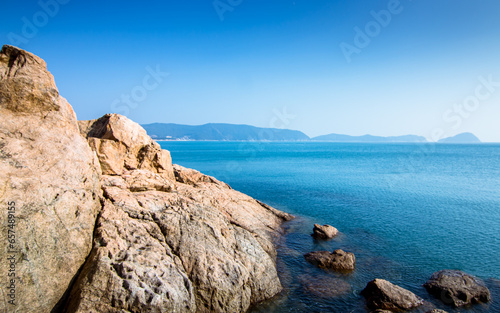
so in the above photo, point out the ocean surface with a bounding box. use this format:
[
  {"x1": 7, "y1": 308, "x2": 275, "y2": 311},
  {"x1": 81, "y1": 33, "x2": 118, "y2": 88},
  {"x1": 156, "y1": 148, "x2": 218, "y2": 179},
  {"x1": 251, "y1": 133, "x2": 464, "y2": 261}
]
[{"x1": 159, "y1": 141, "x2": 500, "y2": 313}]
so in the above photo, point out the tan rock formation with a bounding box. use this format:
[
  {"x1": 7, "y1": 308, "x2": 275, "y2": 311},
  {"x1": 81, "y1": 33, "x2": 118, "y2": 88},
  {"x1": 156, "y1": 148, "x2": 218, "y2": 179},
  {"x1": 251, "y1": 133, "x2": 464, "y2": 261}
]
[
  {"x1": 0, "y1": 45, "x2": 293, "y2": 313},
  {"x1": 79, "y1": 114, "x2": 174, "y2": 179},
  {"x1": 0, "y1": 45, "x2": 101, "y2": 312},
  {"x1": 64, "y1": 114, "x2": 293, "y2": 312},
  {"x1": 312, "y1": 223, "x2": 338, "y2": 239}
]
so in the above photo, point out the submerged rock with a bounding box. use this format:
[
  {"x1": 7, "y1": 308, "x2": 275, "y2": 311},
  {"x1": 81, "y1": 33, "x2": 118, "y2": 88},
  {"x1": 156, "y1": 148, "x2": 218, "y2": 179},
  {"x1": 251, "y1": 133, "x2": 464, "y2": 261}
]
[
  {"x1": 304, "y1": 249, "x2": 355, "y2": 271},
  {"x1": 423, "y1": 270, "x2": 491, "y2": 307},
  {"x1": 0, "y1": 45, "x2": 101, "y2": 312},
  {"x1": 298, "y1": 274, "x2": 351, "y2": 298},
  {"x1": 312, "y1": 223, "x2": 338, "y2": 239},
  {"x1": 361, "y1": 278, "x2": 423, "y2": 311}
]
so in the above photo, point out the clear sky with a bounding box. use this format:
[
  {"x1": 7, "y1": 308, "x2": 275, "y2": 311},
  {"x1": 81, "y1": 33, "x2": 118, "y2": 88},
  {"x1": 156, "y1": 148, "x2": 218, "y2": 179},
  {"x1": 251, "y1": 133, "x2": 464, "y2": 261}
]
[{"x1": 2, "y1": 0, "x2": 500, "y2": 141}]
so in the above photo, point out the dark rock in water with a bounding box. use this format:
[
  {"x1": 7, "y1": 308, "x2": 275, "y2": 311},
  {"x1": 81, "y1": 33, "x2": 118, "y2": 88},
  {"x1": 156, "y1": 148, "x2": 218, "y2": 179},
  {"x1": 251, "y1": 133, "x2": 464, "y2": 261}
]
[
  {"x1": 298, "y1": 274, "x2": 351, "y2": 298},
  {"x1": 361, "y1": 278, "x2": 423, "y2": 311},
  {"x1": 311, "y1": 223, "x2": 339, "y2": 239},
  {"x1": 426, "y1": 309, "x2": 449, "y2": 313},
  {"x1": 423, "y1": 270, "x2": 491, "y2": 307},
  {"x1": 304, "y1": 249, "x2": 355, "y2": 271}
]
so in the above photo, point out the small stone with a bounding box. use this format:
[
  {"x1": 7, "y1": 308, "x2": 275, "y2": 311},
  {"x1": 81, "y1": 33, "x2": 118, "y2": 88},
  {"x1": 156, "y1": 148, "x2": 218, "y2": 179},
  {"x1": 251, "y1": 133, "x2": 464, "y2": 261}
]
[
  {"x1": 304, "y1": 249, "x2": 355, "y2": 271},
  {"x1": 312, "y1": 223, "x2": 339, "y2": 239}
]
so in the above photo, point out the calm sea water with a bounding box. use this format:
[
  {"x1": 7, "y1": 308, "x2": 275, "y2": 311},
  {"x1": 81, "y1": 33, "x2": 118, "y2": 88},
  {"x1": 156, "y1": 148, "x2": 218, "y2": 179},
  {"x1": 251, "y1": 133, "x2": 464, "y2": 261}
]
[{"x1": 159, "y1": 142, "x2": 500, "y2": 313}]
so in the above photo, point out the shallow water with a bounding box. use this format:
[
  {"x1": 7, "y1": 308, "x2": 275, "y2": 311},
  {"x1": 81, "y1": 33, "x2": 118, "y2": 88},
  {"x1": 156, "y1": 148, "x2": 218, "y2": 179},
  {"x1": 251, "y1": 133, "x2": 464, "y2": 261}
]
[{"x1": 160, "y1": 141, "x2": 500, "y2": 312}]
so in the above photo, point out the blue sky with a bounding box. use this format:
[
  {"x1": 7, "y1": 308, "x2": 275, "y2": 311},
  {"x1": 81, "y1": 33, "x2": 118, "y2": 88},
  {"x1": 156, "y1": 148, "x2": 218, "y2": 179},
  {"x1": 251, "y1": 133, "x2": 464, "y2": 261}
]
[{"x1": 2, "y1": 0, "x2": 500, "y2": 141}]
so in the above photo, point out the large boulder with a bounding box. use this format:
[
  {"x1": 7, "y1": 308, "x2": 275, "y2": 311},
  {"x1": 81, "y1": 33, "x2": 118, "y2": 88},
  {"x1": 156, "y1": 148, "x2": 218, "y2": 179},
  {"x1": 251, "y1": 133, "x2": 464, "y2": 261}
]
[
  {"x1": 361, "y1": 279, "x2": 424, "y2": 311},
  {"x1": 312, "y1": 223, "x2": 338, "y2": 239},
  {"x1": 0, "y1": 45, "x2": 101, "y2": 312},
  {"x1": 79, "y1": 114, "x2": 174, "y2": 179},
  {"x1": 304, "y1": 249, "x2": 355, "y2": 271},
  {"x1": 423, "y1": 270, "x2": 491, "y2": 307},
  {"x1": 67, "y1": 114, "x2": 294, "y2": 312}
]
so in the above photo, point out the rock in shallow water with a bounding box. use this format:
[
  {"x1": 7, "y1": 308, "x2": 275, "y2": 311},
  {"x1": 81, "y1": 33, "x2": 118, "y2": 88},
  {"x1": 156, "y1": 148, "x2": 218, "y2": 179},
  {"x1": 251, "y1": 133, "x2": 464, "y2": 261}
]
[
  {"x1": 304, "y1": 249, "x2": 355, "y2": 271},
  {"x1": 423, "y1": 269, "x2": 491, "y2": 307},
  {"x1": 311, "y1": 223, "x2": 338, "y2": 239},
  {"x1": 361, "y1": 278, "x2": 423, "y2": 311}
]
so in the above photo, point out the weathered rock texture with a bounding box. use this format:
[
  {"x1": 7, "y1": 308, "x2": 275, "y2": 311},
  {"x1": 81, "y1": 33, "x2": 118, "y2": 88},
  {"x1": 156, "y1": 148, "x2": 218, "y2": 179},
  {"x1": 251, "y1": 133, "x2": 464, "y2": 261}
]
[
  {"x1": 65, "y1": 115, "x2": 294, "y2": 312},
  {"x1": 361, "y1": 279, "x2": 424, "y2": 311},
  {"x1": 0, "y1": 45, "x2": 293, "y2": 313},
  {"x1": 424, "y1": 270, "x2": 491, "y2": 307},
  {"x1": 311, "y1": 223, "x2": 338, "y2": 239},
  {"x1": 78, "y1": 114, "x2": 174, "y2": 179},
  {"x1": 304, "y1": 249, "x2": 355, "y2": 271},
  {"x1": 0, "y1": 45, "x2": 102, "y2": 312}
]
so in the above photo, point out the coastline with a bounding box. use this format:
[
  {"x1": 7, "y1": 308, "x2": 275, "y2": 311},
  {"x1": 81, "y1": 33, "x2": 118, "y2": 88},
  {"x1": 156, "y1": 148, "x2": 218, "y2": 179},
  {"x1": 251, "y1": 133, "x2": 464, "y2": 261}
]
[
  {"x1": 162, "y1": 140, "x2": 500, "y2": 313},
  {"x1": 1, "y1": 45, "x2": 498, "y2": 312},
  {"x1": 0, "y1": 45, "x2": 294, "y2": 313}
]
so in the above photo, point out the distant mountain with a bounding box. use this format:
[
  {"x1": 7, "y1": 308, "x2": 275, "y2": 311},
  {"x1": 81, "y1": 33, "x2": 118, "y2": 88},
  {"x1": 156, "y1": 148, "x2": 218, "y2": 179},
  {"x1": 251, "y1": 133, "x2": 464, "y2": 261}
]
[
  {"x1": 311, "y1": 133, "x2": 428, "y2": 143},
  {"x1": 142, "y1": 123, "x2": 310, "y2": 141},
  {"x1": 438, "y1": 132, "x2": 481, "y2": 143}
]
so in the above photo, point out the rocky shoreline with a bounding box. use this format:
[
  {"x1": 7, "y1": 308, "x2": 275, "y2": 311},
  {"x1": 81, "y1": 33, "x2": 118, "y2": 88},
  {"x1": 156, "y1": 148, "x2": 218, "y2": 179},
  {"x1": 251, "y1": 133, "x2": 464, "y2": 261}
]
[
  {"x1": 0, "y1": 45, "x2": 494, "y2": 313},
  {"x1": 0, "y1": 45, "x2": 292, "y2": 312}
]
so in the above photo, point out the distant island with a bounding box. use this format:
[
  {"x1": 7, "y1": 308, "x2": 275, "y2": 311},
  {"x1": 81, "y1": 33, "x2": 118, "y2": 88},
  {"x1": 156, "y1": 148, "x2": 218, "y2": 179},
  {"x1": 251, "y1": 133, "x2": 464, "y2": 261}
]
[
  {"x1": 141, "y1": 123, "x2": 310, "y2": 141},
  {"x1": 142, "y1": 123, "x2": 482, "y2": 143},
  {"x1": 438, "y1": 132, "x2": 481, "y2": 143}
]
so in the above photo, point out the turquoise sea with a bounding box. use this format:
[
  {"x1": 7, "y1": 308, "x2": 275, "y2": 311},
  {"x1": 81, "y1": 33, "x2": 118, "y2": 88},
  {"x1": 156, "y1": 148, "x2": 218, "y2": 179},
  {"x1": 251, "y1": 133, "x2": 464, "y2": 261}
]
[{"x1": 159, "y1": 142, "x2": 500, "y2": 312}]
